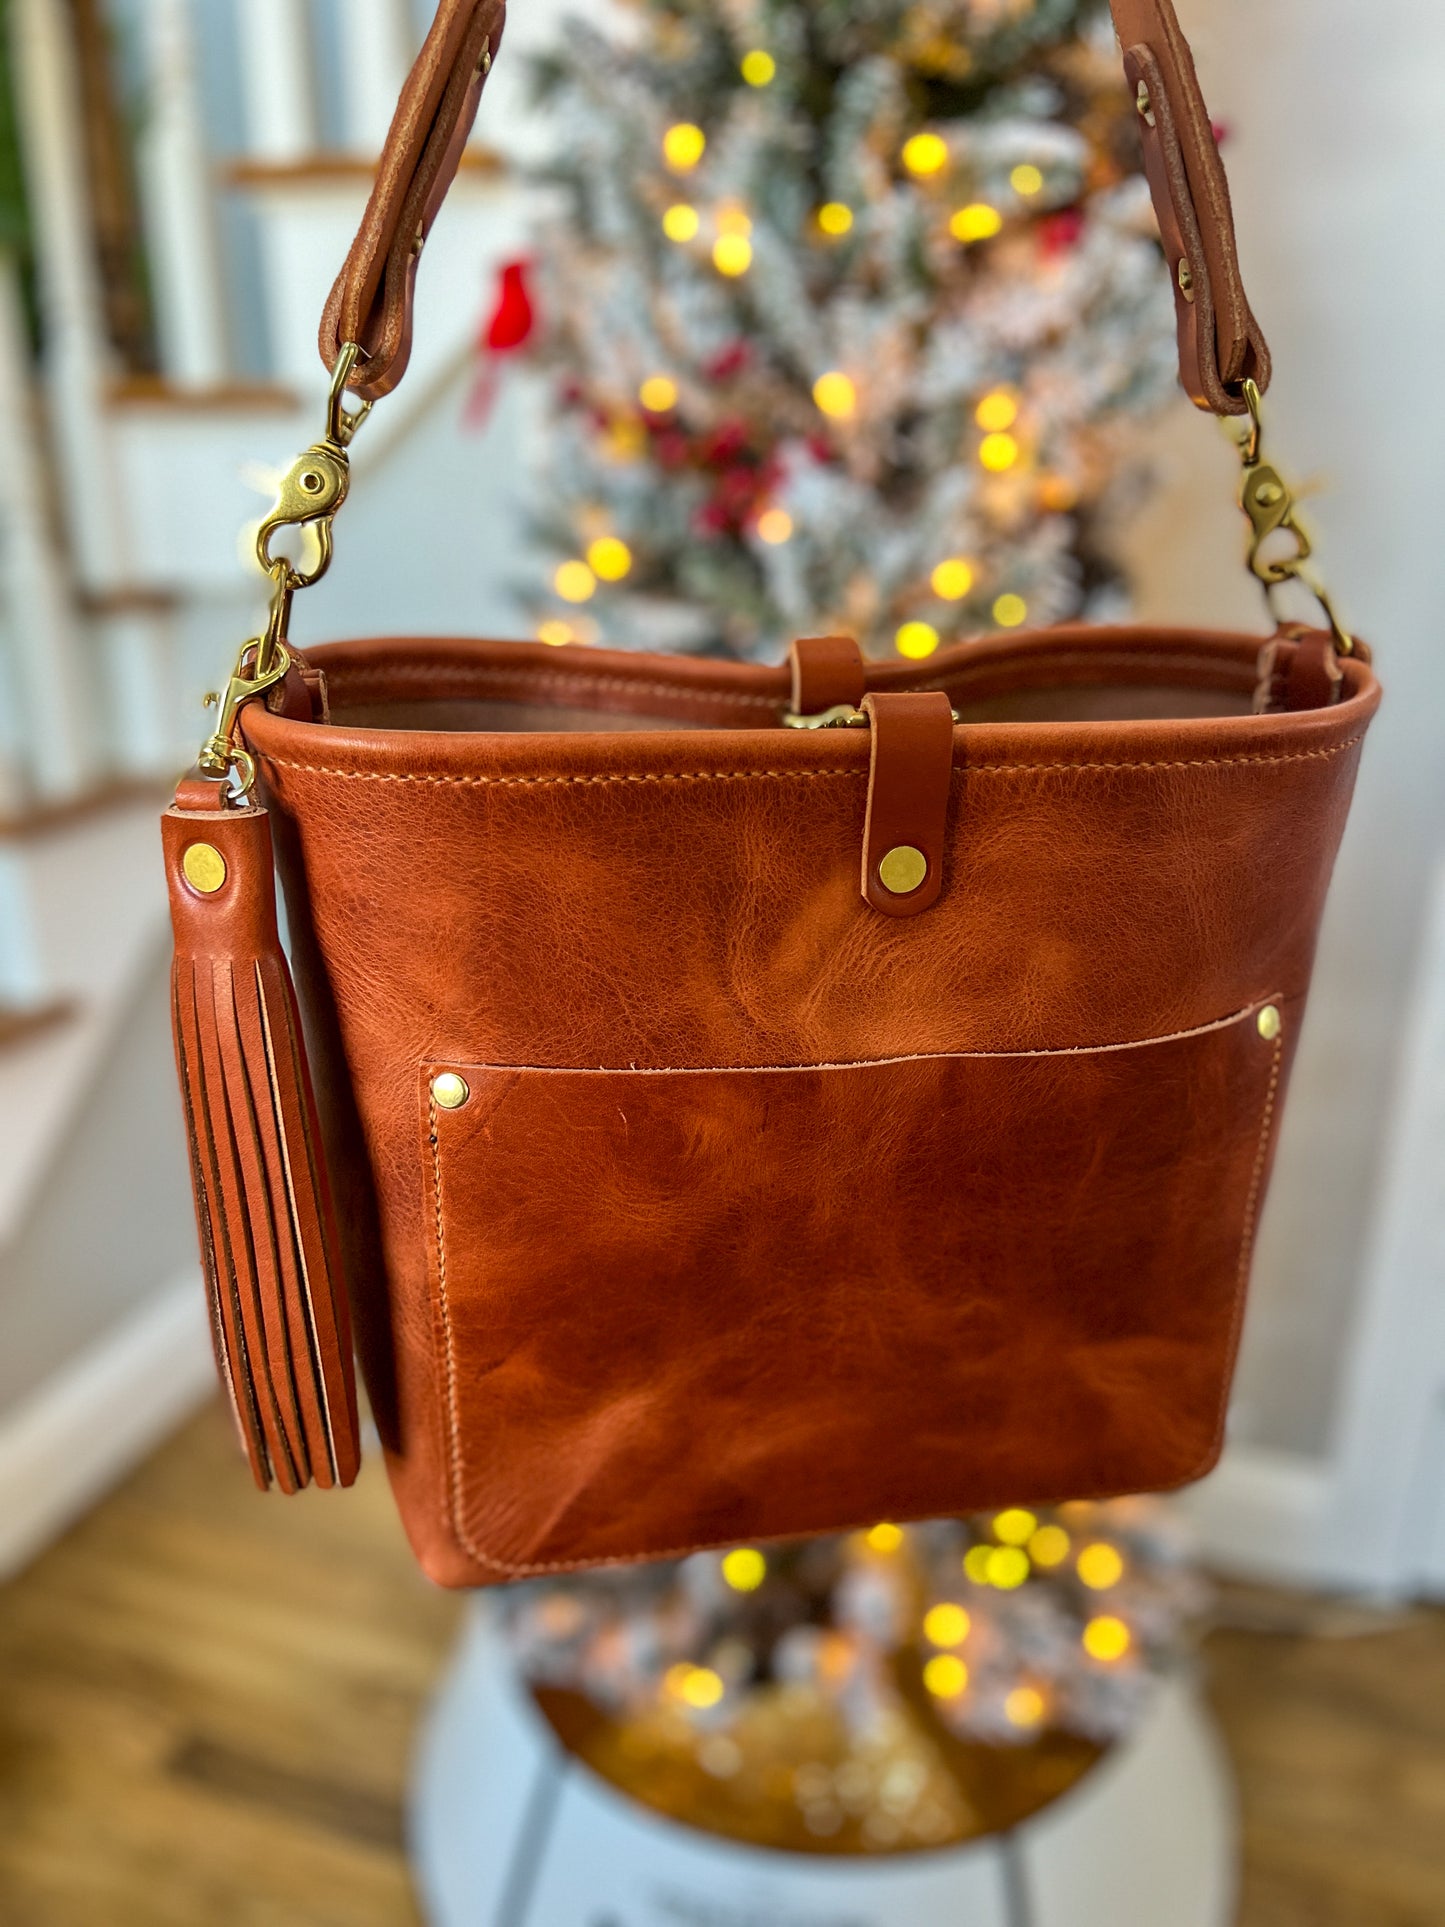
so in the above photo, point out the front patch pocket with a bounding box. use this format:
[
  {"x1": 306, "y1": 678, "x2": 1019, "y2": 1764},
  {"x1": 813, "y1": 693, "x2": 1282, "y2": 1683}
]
[{"x1": 424, "y1": 1003, "x2": 1284, "y2": 1578}]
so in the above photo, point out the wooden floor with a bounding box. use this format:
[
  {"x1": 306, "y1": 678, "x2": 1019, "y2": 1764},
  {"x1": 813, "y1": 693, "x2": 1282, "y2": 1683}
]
[{"x1": 1, "y1": 1402, "x2": 1443, "y2": 1925}]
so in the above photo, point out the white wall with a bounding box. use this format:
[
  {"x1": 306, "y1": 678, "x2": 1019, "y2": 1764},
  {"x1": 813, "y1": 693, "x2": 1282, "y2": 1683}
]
[{"x1": 1120, "y1": 0, "x2": 1445, "y2": 1462}]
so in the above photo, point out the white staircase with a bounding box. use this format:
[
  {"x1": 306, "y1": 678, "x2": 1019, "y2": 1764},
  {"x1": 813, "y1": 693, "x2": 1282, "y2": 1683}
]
[{"x1": 0, "y1": 0, "x2": 561, "y2": 1557}]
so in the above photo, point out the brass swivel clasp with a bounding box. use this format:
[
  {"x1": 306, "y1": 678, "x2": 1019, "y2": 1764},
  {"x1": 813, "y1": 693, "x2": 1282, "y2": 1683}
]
[
  {"x1": 1236, "y1": 378, "x2": 1353, "y2": 655},
  {"x1": 194, "y1": 341, "x2": 373, "y2": 797}
]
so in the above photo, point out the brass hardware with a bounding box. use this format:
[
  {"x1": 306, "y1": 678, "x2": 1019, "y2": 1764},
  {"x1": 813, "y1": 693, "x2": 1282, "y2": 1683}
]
[
  {"x1": 477, "y1": 36, "x2": 491, "y2": 76},
  {"x1": 182, "y1": 842, "x2": 227, "y2": 894},
  {"x1": 431, "y1": 1072, "x2": 471, "y2": 1111},
  {"x1": 1236, "y1": 378, "x2": 1353, "y2": 655},
  {"x1": 783, "y1": 703, "x2": 869, "y2": 730},
  {"x1": 1176, "y1": 259, "x2": 1195, "y2": 302},
  {"x1": 1256, "y1": 1004, "x2": 1282, "y2": 1042},
  {"x1": 194, "y1": 342, "x2": 375, "y2": 798},
  {"x1": 878, "y1": 846, "x2": 928, "y2": 896},
  {"x1": 783, "y1": 703, "x2": 961, "y2": 730},
  {"x1": 1136, "y1": 80, "x2": 1155, "y2": 126}
]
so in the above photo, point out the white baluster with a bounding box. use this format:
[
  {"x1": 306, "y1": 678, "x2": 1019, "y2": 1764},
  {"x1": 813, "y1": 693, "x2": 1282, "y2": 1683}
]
[
  {"x1": 134, "y1": 0, "x2": 229, "y2": 385},
  {"x1": 7, "y1": 0, "x2": 129, "y2": 594},
  {"x1": 340, "y1": 0, "x2": 415, "y2": 153},
  {"x1": 236, "y1": 0, "x2": 319, "y2": 161},
  {"x1": 0, "y1": 254, "x2": 92, "y2": 800}
]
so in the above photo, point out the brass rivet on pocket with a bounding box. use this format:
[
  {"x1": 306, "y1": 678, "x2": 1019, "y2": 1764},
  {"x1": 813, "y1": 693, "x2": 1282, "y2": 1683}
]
[
  {"x1": 1257, "y1": 1005, "x2": 1282, "y2": 1042},
  {"x1": 431, "y1": 1072, "x2": 470, "y2": 1110},
  {"x1": 182, "y1": 842, "x2": 227, "y2": 894},
  {"x1": 878, "y1": 845, "x2": 928, "y2": 896}
]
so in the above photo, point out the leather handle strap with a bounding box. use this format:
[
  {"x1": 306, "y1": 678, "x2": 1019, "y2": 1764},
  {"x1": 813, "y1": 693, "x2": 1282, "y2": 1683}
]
[
  {"x1": 319, "y1": 0, "x2": 506, "y2": 403},
  {"x1": 321, "y1": 0, "x2": 1265, "y2": 417}
]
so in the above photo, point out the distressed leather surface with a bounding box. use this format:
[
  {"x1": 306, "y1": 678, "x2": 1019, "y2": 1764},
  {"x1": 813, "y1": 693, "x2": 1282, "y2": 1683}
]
[
  {"x1": 426, "y1": 1006, "x2": 1280, "y2": 1576},
  {"x1": 241, "y1": 625, "x2": 1379, "y2": 1585}
]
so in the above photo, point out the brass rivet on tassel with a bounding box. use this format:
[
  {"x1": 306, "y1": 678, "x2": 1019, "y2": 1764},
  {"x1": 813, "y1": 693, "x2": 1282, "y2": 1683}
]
[
  {"x1": 1257, "y1": 1005, "x2": 1282, "y2": 1042},
  {"x1": 1177, "y1": 259, "x2": 1196, "y2": 302},
  {"x1": 1135, "y1": 80, "x2": 1155, "y2": 126},
  {"x1": 431, "y1": 1072, "x2": 470, "y2": 1110},
  {"x1": 182, "y1": 843, "x2": 227, "y2": 894}
]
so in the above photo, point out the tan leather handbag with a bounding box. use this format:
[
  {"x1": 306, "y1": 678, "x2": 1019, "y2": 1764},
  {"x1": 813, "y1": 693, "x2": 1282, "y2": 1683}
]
[{"x1": 163, "y1": 0, "x2": 1380, "y2": 1586}]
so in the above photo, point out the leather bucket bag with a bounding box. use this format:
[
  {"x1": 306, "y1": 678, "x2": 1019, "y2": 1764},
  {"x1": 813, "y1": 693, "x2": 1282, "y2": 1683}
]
[{"x1": 163, "y1": 0, "x2": 1380, "y2": 1587}]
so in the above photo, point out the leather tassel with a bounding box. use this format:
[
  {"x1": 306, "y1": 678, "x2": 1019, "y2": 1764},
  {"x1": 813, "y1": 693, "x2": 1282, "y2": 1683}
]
[{"x1": 163, "y1": 778, "x2": 360, "y2": 1492}]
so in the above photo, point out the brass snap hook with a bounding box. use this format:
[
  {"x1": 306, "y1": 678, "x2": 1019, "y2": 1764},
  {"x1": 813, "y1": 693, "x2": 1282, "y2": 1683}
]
[{"x1": 255, "y1": 443, "x2": 351, "y2": 587}]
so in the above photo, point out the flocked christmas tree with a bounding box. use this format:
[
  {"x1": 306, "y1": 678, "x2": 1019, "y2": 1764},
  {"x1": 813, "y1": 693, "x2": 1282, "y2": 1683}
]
[{"x1": 517, "y1": 0, "x2": 1179, "y2": 662}]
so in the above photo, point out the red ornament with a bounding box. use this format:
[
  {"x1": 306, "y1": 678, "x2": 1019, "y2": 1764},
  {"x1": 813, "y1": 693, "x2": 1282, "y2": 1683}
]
[
  {"x1": 464, "y1": 257, "x2": 536, "y2": 428},
  {"x1": 705, "y1": 341, "x2": 752, "y2": 381},
  {"x1": 1038, "y1": 208, "x2": 1086, "y2": 258}
]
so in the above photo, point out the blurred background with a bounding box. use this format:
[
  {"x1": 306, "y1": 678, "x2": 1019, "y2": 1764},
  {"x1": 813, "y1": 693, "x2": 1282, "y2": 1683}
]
[{"x1": 0, "y1": 0, "x2": 1442, "y2": 1921}]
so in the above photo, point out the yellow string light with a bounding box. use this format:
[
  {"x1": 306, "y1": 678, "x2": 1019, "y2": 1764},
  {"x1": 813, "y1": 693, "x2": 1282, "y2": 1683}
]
[
  {"x1": 993, "y1": 593, "x2": 1028, "y2": 628},
  {"x1": 721, "y1": 1547, "x2": 766, "y2": 1592},
  {"x1": 923, "y1": 1603, "x2": 971, "y2": 1648},
  {"x1": 896, "y1": 620, "x2": 939, "y2": 660},
  {"x1": 951, "y1": 203, "x2": 1002, "y2": 243},
  {"x1": 1083, "y1": 1615, "x2": 1132, "y2": 1662},
  {"x1": 963, "y1": 1544, "x2": 994, "y2": 1584},
  {"x1": 536, "y1": 620, "x2": 574, "y2": 647},
  {"x1": 1038, "y1": 473, "x2": 1079, "y2": 513},
  {"x1": 586, "y1": 536, "x2": 632, "y2": 582},
  {"x1": 757, "y1": 507, "x2": 793, "y2": 544},
  {"x1": 1077, "y1": 1542, "x2": 1125, "y2": 1591},
  {"x1": 1006, "y1": 1686, "x2": 1047, "y2": 1728},
  {"x1": 902, "y1": 131, "x2": 949, "y2": 177},
  {"x1": 986, "y1": 1546, "x2": 1031, "y2": 1590},
  {"x1": 992, "y1": 1509, "x2": 1037, "y2": 1547},
  {"x1": 713, "y1": 234, "x2": 753, "y2": 276},
  {"x1": 866, "y1": 1522, "x2": 903, "y2": 1553},
  {"x1": 554, "y1": 560, "x2": 596, "y2": 603},
  {"x1": 638, "y1": 374, "x2": 678, "y2": 412},
  {"x1": 817, "y1": 202, "x2": 854, "y2": 236},
  {"x1": 1028, "y1": 1524, "x2": 1071, "y2": 1568},
  {"x1": 975, "y1": 389, "x2": 1019, "y2": 432},
  {"x1": 679, "y1": 1665, "x2": 726, "y2": 1708},
  {"x1": 663, "y1": 123, "x2": 706, "y2": 171},
  {"x1": 979, "y1": 431, "x2": 1020, "y2": 472},
  {"x1": 1011, "y1": 163, "x2": 1044, "y2": 196},
  {"x1": 813, "y1": 371, "x2": 857, "y2": 419},
  {"x1": 931, "y1": 558, "x2": 975, "y2": 600},
  {"x1": 716, "y1": 203, "x2": 752, "y2": 238},
  {"x1": 923, "y1": 1654, "x2": 969, "y2": 1698},
  {"x1": 740, "y1": 49, "x2": 775, "y2": 86},
  {"x1": 662, "y1": 203, "x2": 700, "y2": 242}
]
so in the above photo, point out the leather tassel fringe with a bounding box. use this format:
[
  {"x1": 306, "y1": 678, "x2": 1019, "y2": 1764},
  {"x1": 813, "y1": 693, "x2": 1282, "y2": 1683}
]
[{"x1": 163, "y1": 784, "x2": 360, "y2": 1492}]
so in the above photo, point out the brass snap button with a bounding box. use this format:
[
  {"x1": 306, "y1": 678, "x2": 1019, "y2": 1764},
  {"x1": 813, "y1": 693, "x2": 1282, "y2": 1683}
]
[
  {"x1": 431, "y1": 1072, "x2": 470, "y2": 1110},
  {"x1": 182, "y1": 843, "x2": 227, "y2": 894},
  {"x1": 878, "y1": 846, "x2": 928, "y2": 896}
]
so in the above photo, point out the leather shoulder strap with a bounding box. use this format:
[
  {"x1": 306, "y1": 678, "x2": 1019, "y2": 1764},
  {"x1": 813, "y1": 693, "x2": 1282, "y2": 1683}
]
[
  {"x1": 1111, "y1": 0, "x2": 1269, "y2": 414},
  {"x1": 321, "y1": 0, "x2": 1265, "y2": 417},
  {"x1": 319, "y1": 0, "x2": 506, "y2": 403}
]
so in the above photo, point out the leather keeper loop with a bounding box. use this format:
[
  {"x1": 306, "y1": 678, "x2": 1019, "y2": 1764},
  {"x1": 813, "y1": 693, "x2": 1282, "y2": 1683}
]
[
  {"x1": 789, "y1": 635, "x2": 866, "y2": 717},
  {"x1": 860, "y1": 692, "x2": 956, "y2": 919}
]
